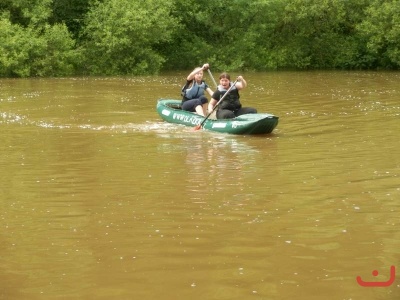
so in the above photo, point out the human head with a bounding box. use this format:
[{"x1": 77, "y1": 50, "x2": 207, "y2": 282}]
[
  {"x1": 219, "y1": 72, "x2": 231, "y2": 80},
  {"x1": 194, "y1": 68, "x2": 204, "y2": 82},
  {"x1": 219, "y1": 72, "x2": 230, "y2": 89}
]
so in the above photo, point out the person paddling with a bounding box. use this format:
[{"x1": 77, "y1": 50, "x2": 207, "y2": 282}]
[
  {"x1": 208, "y1": 73, "x2": 257, "y2": 119},
  {"x1": 181, "y1": 63, "x2": 214, "y2": 117}
]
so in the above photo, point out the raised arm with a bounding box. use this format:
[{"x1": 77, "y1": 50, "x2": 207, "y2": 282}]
[
  {"x1": 187, "y1": 63, "x2": 209, "y2": 81},
  {"x1": 235, "y1": 75, "x2": 247, "y2": 90}
]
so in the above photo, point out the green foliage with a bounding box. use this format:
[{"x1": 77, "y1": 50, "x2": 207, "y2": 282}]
[
  {"x1": 1, "y1": 0, "x2": 400, "y2": 77},
  {"x1": 81, "y1": 0, "x2": 180, "y2": 75},
  {"x1": 266, "y1": 0, "x2": 369, "y2": 69},
  {"x1": 31, "y1": 24, "x2": 79, "y2": 76},
  {"x1": 50, "y1": 0, "x2": 90, "y2": 39},
  {"x1": 357, "y1": 0, "x2": 400, "y2": 68},
  {"x1": 0, "y1": 0, "x2": 53, "y2": 26},
  {"x1": 162, "y1": 0, "x2": 270, "y2": 71},
  {"x1": 0, "y1": 15, "x2": 33, "y2": 77},
  {"x1": 0, "y1": 13, "x2": 79, "y2": 77}
]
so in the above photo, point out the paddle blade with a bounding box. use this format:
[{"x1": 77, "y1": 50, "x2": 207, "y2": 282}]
[{"x1": 193, "y1": 124, "x2": 202, "y2": 131}]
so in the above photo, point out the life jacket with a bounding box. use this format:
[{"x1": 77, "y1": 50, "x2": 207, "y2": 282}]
[
  {"x1": 217, "y1": 83, "x2": 241, "y2": 110},
  {"x1": 181, "y1": 80, "x2": 207, "y2": 101}
]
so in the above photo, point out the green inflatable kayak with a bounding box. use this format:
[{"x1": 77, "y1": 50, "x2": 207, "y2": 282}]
[{"x1": 156, "y1": 99, "x2": 278, "y2": 135}]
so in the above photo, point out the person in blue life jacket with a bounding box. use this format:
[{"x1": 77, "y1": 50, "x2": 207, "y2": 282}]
[
  {"x1": 181, "y1": 63, "x2": 214, "y2": 117},
  {"x1": 208, "y1": 73, "x2": 257, "y2": 119}
]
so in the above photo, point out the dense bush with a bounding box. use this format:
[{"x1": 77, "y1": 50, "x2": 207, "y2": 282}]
[
  {"x1": 0, "y1": 0, "x2": 399, "y2": 77},
  {"x1": 0, "y1": 0, "x2": 78, "y2": 77},
  {"x1": 81, "y1": 0, "x2": 180, "y2": 75}
]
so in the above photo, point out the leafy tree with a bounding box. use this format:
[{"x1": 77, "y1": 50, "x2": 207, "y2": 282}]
[
  {"x1": 0, "y1": 0, "x2": 52, "y2": 26},
  {"x1": 50, "y1": 0, "x2": 90, "y2": 39},
  {"x1": 2, "y1": 0, "x2": 400, "y2": 77},
  {"x1": 30, "y1": 24, "x2": 79, "y2": 76},
  {"x1": 0, "y1": 15, "x2": 33, "y2": 77},
  {"x1": 158, "y1": 0, "x2": 213, "y2": 70},
  {"x1": 264, "y1": 0, "x2": 370, "y2": 69},
  {"x1": 0, "y1": 0, "x2": 79, "y2": 77},
  {"x1": 162, "y1": 0, "x2": 275, "y2": 72},
  {"x1": 81, "y1": 0, "x2": 180, "y2": 75},
  {"x1": 357, "y1": 0, "x2": 400, "y2": 68}
]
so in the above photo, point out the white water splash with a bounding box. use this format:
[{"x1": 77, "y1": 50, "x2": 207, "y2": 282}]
[{"x1": 1, "y1": 110, "x2": 178, "y2": 134}]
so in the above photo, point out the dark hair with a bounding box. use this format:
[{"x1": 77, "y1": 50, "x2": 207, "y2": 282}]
[{"x1": 219, "y1": 72, "x2": 230, "y2": 80}]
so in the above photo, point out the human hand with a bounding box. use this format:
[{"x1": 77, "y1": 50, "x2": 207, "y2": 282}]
[
  {"x1": 202, "y1": 63, "x2": 209, "y2": 70},
  {"x1": 237, "y1": 75, "x2": 244, "y2": 81}
]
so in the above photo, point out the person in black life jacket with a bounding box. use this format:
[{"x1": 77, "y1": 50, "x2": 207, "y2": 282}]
[
  {"x1": 208, "y1": 73, "x2": 257, "y2": 119},
  {"x1": 181, "y1": 63, "x2": 214, "y2": 117}
]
